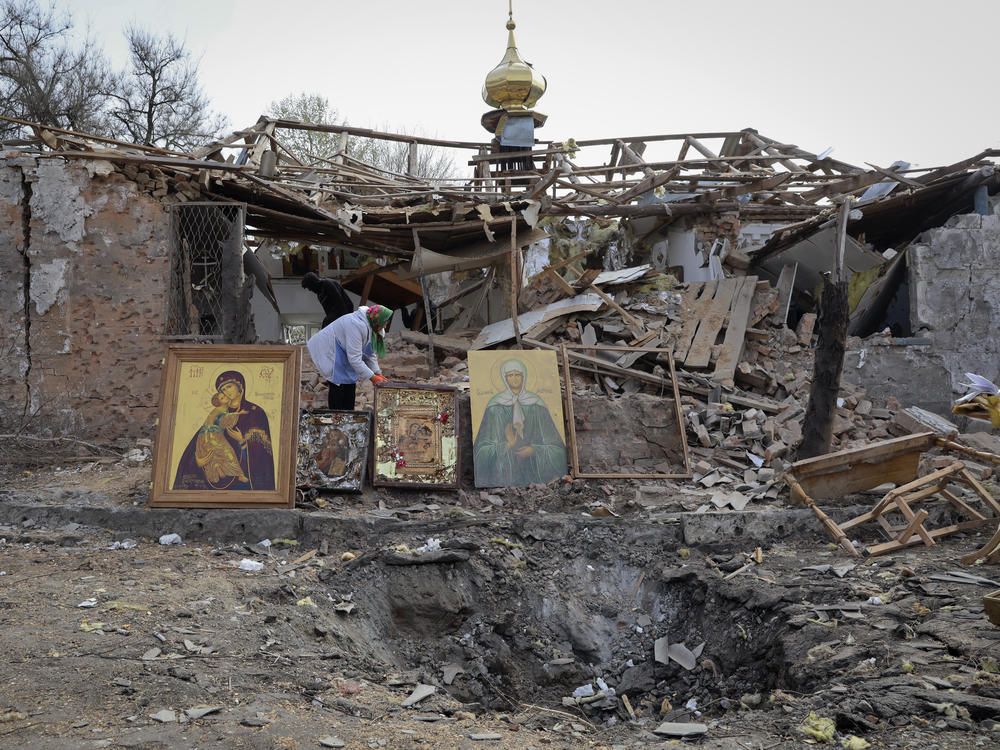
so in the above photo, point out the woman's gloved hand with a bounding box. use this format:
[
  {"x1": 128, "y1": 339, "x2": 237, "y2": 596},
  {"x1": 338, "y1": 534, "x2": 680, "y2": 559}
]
[{"x1": 370, "y1": 373, "x2": 389, "y2": 385}]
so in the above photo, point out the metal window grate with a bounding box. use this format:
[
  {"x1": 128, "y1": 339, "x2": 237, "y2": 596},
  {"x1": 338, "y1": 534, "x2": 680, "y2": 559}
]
[{"x1": 165, "y1": 202, "x2": 252, "y2": 343}]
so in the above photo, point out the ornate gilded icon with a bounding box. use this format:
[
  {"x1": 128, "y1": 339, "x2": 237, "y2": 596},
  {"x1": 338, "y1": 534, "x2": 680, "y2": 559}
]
[
  {"x1": 297, "y1": 410, "x2": 372, "y2": 493},
  {"x1": 372, "y1": 384, "x2": 459, "y2": 488}
]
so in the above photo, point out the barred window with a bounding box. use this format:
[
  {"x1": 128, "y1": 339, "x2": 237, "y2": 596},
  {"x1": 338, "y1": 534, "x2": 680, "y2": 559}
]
[{"x1": 165, "y1": 202, "x2": 253, "y2": 343}]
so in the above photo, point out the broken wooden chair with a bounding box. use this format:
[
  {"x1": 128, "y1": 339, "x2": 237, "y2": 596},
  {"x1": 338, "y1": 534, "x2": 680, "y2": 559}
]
[
  {"x1": 837, "y1": 460, "x2": 1000, "y2": 556},
  {"x1": 785, "y1": 432, "x2": 1000, "y2": 559}
]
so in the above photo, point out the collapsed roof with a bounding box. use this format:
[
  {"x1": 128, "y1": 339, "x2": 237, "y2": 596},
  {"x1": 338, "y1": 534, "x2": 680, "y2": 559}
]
[
  {"x1": 4, "y1": 113, "x2": 997, "y2": 339},
  {"x1": 5, "y1": 114, "x2": 993, "y2": 259}
]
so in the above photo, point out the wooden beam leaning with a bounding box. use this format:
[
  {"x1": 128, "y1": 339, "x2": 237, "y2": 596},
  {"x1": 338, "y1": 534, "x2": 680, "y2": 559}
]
[
  {"x1": 615, "y1": 167, "x2": 681, "y2": 203},
  {"x1": 560, "y1": 344, "x2": 581, "y2": 478},
  {"x1": 510, "y1": 217, "x2": 522, "y2": 349},
  {"x1": 685, "y1": 278, "x2": 740, "y2": 369},
  {"x1": 772, "y1": 263, "x2": 798, "y2": 326},
  {"x1": 784, "y1": 474, "x2": 860, "y2": 557},
  {"x1": 268, "y1": 118, "x2": 487, "y2": 150},
  {"x1": 616, "y1": 140, "x2": 654, "y2": 178},
  {"x1": 412, "y1": 228, "x2": 436, "y2": 377},
  {"x1": 712, "y1": 275, "x2": 758, "y2": 387}
]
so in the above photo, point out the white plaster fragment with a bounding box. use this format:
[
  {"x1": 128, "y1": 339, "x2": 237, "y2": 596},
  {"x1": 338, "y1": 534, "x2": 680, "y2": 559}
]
[
  {"x1": 84, "y1": 160, "x2": 115, "y2": 177},
  {"x1": 0, "y1": 164, "x2": 24, "y2": 206},
  {"x1": 31, "y1": 162, "x2": 92, "y2": 246},
  {"x1": 30, "y1": 258, "x2": 70, "y2": 315}
]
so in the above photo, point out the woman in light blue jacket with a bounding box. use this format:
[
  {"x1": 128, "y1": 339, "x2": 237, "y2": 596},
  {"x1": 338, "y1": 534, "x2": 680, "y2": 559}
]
[{"x1": 306, "y1": 305, "x2": 393, "y2": 409}]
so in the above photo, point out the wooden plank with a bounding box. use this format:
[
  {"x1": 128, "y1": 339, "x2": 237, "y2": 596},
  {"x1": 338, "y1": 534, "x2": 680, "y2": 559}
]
[
  {"x1": 523, "y1": 316, "x2": 566, "y2": 340},
  {"x1": 412, "y1": 229, "x2": 437, "y2": 377},
  {"x1": 673, "y1": 281, "x2": 716, "y2": 363},
  {"x1": 398, "y1": 332, "x2": 472, "y2": 357},
  {"x1": 543, "y1": 268, "x2": 576, "y2": 298},
  {"x1": 542, "y1": 248, "x2": 594, "y2": 274},
  {"x1": 940, "y1": 489, "x2": 987, "y2": 521},
  {"x1": 561, "y1": 345, "x2": 580, "y2": 477},
  {"x1": 772, "y1": 263, "x2": 797, "y2": 326},
  {"x1": 684, "y1": 278, "x2": 740, "y2": 369},
  {"x1": 961, "y1": 524, "x2": 1000, "y2": 564},
  {"x1": 360, "y1": 274, "x2": 374, "y2": 305},
  {"x1": 510, "y1": 218, "x2": 522, "y2": 349},
  {"x1": 796, "y1": 452, "x2": 922, "y2": 501},
  {"x1": 573, "y1": 268, "x2": 602, "y2": 290},
  {"x1": 789, "y1": 433, "x2": 936, "y2": 479},
  {"x1": 525, "y1": 168, "x2": 560, "y2": 200},
  {"x1": 667, "y1": 350, "x2": 692, "y2": 476},
  {"x1": 712, "y1": 275, "x2": 757, "y2": 386},
  {"x1": 959, "y1": 469, "x2": 1000, "y2": 516},
  {"x1": 864, "y1": 161, "x2": 925, "y2": 189},
  {"x1": 587, "y1": 283, "x2": 645, "y2": 337}
]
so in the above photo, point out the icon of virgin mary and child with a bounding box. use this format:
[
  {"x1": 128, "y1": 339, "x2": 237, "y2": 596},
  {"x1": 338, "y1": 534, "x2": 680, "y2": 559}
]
[
  {"x1": 173, "y1": 370, "x2": 275, "y2": 490},
  {"x1": 473, "y1": 359, "x2": 567, "y2": 487}
]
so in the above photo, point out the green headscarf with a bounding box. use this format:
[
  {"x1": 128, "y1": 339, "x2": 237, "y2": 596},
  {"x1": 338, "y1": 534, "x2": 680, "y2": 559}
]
[{"x1": 366, "y1": 305, "x2": 393, "y2": 358}]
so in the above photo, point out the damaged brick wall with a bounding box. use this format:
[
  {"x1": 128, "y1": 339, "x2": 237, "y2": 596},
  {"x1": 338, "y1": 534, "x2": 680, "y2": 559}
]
[
  {"x1": 0, "y1": 155, "x2": 170, "y2": 439},
  {"x1": 692, "y1": 211, "x2": 741, "y2": 254},
  {"x1": 845, "y1": 206, "x2": 1000, "y2": 417}
]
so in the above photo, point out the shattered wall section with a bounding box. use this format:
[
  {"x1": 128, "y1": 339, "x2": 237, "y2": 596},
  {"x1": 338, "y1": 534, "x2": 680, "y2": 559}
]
[
  {"x1": 0, "y1": 156, "x2": 170, "y2": 438},
  {"x1": 0, "y1": 157, "x2": 31, "y2": 424},
  {"x1": 845, "y1": 208, "x2": 1000, "y2": 416}
]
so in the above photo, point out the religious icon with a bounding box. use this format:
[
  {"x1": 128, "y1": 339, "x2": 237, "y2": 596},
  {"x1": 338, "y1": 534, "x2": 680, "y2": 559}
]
[
  {"x1": 151, "y1": 345, "x2": 301, "y2": 508},
  {"x1": 372, "y1": 383, "x2": 459, "y2": 488},
  {"x1": 173, "y1": 370, "x2": 275, "y2": 491},
  {"x1": 297, "y1": 410, "x2": 371, "y2": 493},
  {"x1": 469, "y1": 350, "x2": 568, "y2": 488}
]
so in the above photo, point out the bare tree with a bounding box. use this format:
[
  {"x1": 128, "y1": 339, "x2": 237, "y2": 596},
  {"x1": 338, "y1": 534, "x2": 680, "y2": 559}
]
[
  {"x1": 267, "y1": 91, "x2": 454, "y2": 180},
  {"x1": 360, "y1": 127, "x2": 455, "y2": 181},
  {"x1": 104, "y1": 26, "x2": 225, "y2": 151},
  {"x1": 0, "y1": 0, "x2": 111, "y2": 138},
  {"x1": 266, "y1": 92, "x2": 344, "y2": 163}
]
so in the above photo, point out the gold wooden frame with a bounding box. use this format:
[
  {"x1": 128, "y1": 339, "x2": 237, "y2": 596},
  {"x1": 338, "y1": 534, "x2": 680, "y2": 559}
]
[
  {"x1": 371, "y1": 383, "x2": 460, "y2": 489},
  {"x1": 560, "y1": 344, "x2": 691, "y2": 479},
  {"x1": 151, "y1": 344, "x2": 301, "y2": 508}
]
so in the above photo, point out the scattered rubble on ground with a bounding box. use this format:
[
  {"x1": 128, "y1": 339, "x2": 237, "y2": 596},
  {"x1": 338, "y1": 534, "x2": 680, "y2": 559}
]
[{"x1": 1, "y1": 499, "x2": 1000, "y2": 749}]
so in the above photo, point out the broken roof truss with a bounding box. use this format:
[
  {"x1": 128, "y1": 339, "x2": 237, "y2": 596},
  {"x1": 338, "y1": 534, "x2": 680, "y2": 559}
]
[{"x1": 6, "y1": 114, "x2": 994, "y2": 267}]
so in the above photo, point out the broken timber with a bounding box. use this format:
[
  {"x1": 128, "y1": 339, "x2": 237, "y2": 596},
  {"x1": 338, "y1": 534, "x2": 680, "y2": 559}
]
[{"x1": 672, "y1": 277, "x2": 758, "y2": 385}]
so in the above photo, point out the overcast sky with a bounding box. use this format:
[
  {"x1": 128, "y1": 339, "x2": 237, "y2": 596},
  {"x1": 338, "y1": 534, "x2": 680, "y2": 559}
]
[{"x1": 66, "y1": 0, "x2": 997, "y2": 172}]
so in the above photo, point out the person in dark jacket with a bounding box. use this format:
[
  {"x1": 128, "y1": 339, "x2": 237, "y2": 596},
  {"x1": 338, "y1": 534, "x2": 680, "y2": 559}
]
[{"x1": 302, "y1": 272, "x2": 353, "y2": 328}]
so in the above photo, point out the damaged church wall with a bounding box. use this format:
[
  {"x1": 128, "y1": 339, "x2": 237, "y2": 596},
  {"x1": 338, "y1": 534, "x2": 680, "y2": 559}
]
[
  {"x1": 0, "y1": 157, "x2": 29, "y2": 421},
  {"x1": 844, "y1": 206, "x2": 1000, "y2": 417},
  {"x1": 0, "y1": 156, "x2": 170, "y2": 438}
]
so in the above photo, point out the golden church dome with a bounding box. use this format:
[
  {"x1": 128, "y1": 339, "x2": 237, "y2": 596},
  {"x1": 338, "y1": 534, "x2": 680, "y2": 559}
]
[{"x1": 481, "y1": 16, "x2": 546, "y2": 112}]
